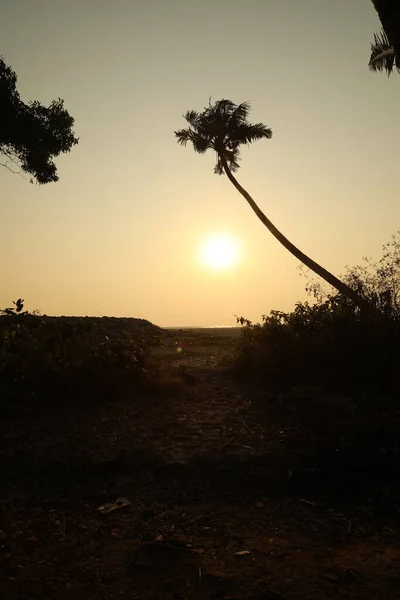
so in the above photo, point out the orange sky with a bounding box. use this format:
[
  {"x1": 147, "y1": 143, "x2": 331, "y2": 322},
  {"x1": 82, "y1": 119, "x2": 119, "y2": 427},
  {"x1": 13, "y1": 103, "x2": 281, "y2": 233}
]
[{"x1": 1, "y1": 0, "x2": 400, "y2": 326}]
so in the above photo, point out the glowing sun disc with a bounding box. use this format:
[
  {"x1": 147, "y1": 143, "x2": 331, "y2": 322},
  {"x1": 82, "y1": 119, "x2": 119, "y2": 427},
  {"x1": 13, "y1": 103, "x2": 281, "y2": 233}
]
[{"x1": 199, "y1": 234, "x2": 240, "y2": 270}]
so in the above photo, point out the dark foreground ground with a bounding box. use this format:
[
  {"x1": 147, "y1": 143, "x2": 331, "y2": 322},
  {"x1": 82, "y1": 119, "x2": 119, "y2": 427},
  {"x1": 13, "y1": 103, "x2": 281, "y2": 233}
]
[{"x1": 1, "y1": 327, "x2": 400, "y2": 599}]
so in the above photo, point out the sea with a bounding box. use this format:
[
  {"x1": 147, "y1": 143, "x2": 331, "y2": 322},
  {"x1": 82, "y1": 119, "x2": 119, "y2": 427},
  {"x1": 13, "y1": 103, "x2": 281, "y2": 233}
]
[{"x1": 164, "y1": 325, "x2": 241, "y2": 330}]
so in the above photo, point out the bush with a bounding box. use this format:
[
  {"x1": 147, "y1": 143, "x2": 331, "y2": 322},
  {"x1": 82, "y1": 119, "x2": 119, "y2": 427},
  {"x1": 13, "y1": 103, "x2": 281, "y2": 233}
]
[
  {"x1": 234, "y1": 233, "x2": 400, "y2": 392},
  {"x1": 0, "y1": 311, "x2": 159, "y2": 403}
]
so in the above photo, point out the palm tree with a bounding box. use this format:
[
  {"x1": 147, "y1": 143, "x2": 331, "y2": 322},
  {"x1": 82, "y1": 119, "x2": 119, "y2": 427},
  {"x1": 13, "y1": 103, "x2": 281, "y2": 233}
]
[
  {"x1": 369, "y1": 29, "x2": 398, "y2": 74},
  {"x1": 371, "y1": 1, "x2": 400, "y2": 70},
  {"x1": 174, "y1": 99, "x2": 378, "y2": 318}
]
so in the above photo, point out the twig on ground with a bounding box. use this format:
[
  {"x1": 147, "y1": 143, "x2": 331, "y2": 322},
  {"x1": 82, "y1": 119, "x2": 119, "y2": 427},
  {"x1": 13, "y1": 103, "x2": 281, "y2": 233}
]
[
  {"x1": 297, "y1": 498, "x2": 317, "y2": 507},
  {"x1": 217, "y1": 436, "x2": 235, "y2": 454},
  {"x1": 241, "y1": 417, "x2": 255, "y2": 434}
]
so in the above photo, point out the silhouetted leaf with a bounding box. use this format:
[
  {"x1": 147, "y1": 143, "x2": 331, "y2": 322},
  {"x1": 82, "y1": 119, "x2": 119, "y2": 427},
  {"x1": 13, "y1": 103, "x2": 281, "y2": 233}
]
[{"x1": 369, "y1": 29, "x2": 398, "y2": 75}]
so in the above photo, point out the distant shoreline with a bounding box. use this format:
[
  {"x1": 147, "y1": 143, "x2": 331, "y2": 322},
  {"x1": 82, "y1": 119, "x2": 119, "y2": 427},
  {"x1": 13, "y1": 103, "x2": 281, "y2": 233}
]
[
  {"x1": 164, "y1": 325, "x2": 241, "y2": 330},
  {"x1": 0, "y1": 314, "x2": 243, "y2": 332}
]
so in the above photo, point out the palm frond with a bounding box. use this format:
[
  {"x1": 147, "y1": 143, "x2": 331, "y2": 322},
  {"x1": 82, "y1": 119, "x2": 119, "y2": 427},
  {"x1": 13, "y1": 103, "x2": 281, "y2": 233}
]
[
  {"x1": 214, "y1": 99, "x2": 236, "y2": 115},
  {"x1": 184, "y1": 110, "x2": 201, "y2": 126},
  {"x1": 229, "y1": 123, "x2": 272, "y2": 147},
  {"x1": 231, "y1": 101, "x2": 251, "y2": 123},
  {"x1": 174, "y1": 128, "x2": 192, "y2": 146},
  {"x1": 369, "y1": 29, "x2": 397, "y2": 74},
  {"x1": 191, "y1": 132, "x2": 211, "y2": 154}
]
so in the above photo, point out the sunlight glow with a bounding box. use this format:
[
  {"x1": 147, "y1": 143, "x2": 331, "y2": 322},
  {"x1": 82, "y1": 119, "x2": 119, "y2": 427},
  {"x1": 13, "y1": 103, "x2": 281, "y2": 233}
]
[{"x1": 199, "y1": 234, "x2": 241, "y2": 271}]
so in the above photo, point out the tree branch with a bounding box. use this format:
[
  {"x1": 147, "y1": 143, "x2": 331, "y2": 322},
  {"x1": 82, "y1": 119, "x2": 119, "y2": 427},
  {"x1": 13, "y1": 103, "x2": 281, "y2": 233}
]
[{"x1": 0, "y1": 148, "x2": 30, "y2": 181}]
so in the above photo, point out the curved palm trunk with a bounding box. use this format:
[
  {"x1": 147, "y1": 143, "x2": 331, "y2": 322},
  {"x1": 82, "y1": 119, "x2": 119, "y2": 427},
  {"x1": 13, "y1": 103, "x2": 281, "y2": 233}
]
[{"x1": 221, "y1": 158, "x2": 379, "y2": 319}]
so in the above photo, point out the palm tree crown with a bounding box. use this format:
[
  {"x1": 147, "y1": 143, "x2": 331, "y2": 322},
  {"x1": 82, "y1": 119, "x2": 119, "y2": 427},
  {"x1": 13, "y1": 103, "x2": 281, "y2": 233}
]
[{"x1": 174, "y1": 99, "x2": 272, "y2": 175}]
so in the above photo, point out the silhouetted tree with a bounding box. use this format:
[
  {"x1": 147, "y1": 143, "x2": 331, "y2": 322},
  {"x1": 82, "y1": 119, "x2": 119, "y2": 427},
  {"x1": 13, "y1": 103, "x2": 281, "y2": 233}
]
[
  {"x1": 0, "y1": 56, "x2": 78, "y2": 184},
  {"x1": 175, "y1": 99, "x2": 379, "y2": 318},
  {"x1": 369, "y1": 1, "x2": 400, "y2": 74}
]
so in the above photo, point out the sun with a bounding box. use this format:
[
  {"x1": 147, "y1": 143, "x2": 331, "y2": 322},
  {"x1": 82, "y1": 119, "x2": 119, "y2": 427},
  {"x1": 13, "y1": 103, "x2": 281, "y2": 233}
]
[{"x1": 199, "y1": 234, "x2": 240, "y2": 271}]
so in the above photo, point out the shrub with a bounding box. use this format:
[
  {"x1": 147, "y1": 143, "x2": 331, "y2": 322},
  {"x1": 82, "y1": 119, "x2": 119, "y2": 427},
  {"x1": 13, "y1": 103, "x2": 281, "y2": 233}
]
[
  {"x1": 0, "y1": 309, "x2": 157, "y2": 403},
  {"x1": 234, "y1": 233, "x2": 400, "y2": 392}
]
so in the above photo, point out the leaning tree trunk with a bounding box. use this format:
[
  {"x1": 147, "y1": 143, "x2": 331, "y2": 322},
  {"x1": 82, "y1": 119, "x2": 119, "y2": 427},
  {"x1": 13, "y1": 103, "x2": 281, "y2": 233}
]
[
  {"x1": 372, "y1": 0, "x2": 400, "y2": 67},
  {"x1": 221, "y1": 158, "x2": 380, "y2": 319}
]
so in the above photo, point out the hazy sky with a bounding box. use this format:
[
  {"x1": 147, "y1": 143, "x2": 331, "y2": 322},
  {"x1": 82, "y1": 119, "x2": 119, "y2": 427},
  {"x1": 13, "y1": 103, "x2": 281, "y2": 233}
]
[{"x1": 1, "y1": 0, "x2": 400, "y2": 326}]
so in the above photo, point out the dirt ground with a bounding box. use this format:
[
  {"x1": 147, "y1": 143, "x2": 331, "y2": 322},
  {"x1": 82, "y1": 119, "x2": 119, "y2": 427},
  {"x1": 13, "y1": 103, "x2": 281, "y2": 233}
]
[{"x1": 1, "y1": 328, "x2": 400, "y2": 599}]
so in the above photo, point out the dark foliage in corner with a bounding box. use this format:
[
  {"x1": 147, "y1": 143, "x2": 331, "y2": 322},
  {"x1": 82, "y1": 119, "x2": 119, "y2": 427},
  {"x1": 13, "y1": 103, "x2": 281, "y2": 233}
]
[
  {"x1": 0, "y1": 56, "x2": 78, "y2": 183},
  {"x1": 370, "y1": 0, "x2": 400, "y2": 75}
]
